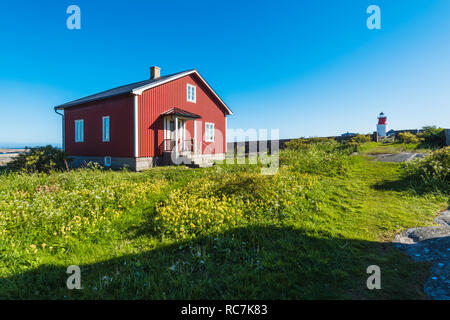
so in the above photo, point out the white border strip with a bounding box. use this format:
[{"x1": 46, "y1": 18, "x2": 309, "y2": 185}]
[{"x1": 134, "y1": 95, "x2": 139, "y2": 157}]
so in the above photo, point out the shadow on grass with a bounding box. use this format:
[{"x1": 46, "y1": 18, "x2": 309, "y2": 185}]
[
  {"x1": 371, "y1": 174, "x2": 448, "y2": 196},
  {"x1": 0, "y1": 226, "x2": 431, "y2": 300}
]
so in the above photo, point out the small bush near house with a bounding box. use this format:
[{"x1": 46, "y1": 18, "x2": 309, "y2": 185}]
[
  {"x1": 6, "y1": 145, "x2": 69, "y2": 173},
  {"x1": 404, "y1": 146, "x2": 450, "y2": 192},
  {"x1": 397, "y1": 132, "x2": 421, "y2": 144},
  {"x1": 418, "y1": 126, "x2": 446, "y2": 147}
]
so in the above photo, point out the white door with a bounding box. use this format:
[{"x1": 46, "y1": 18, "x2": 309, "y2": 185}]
[
  {"x1": 177, "y1": 119, "x2": 185, "y2": 151},
  {"x1": 165, "y1": 119, "x2": 175, "y2": 151}
]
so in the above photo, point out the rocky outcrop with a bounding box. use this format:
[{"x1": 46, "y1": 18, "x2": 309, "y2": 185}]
[{"x1": 394, "y1": 210, "x2": 450, "y2": 300}]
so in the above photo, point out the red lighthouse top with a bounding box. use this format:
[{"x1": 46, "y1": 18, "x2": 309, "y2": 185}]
[{"x1": 377, "y1": 112, "x2": 387, "y2": 125}]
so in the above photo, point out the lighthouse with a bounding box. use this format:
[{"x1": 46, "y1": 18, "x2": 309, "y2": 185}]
[{"x1": 377, "y1": 112, "x2": 387, "y2": 137}]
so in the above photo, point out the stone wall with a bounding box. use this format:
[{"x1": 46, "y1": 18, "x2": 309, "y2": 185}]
[
  {"x1": 68, "y1": 155, "x2": 158, "y2": 172},
  {"x1": 445, "y1": 129, "x2": 450, "y2": 146}
]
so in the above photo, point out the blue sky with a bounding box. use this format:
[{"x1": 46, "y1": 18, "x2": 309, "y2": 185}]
[{"x1": 0, "y1": 0, "x2": 449, "y2": 147}]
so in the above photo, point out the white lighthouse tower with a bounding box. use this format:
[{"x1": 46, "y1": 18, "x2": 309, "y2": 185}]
[{"x1": 377, "y1": 112, "x2": 387, "y2": 137}]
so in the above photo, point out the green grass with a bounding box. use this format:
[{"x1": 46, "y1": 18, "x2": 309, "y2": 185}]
[{"x1": 0, "y1": 143, "x2": 448, "y2": 299}]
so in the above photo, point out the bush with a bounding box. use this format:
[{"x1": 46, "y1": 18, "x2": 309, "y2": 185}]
[
  {"x1": 404, "y1": 147, "x2": 450, "y2": 191},
  {"x1": 341, "y1": 134, "x2": 372, "y2": 153},
  {"x1": 418, "y1": 126, "x2": 445, "y2": 147},
  {"x1": 349, "y1": 134, "x2": 371, "y2": 144},
  {"x1": 397, "y1": 132, "x2": 420, "y2": 144},
  {"x1": 6, "y1": 145, "x2": 70, "y2": 173},
  {"x1": 284, "y1": 137, "x2": 332, "y2": 150}
]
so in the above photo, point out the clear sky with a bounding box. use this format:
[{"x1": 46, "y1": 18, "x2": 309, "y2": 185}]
[{"x1": 0, "y1": 0, "x2": 449, "y2": 147}]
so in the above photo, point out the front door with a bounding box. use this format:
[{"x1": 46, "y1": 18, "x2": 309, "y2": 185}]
[
  {"x1": 164, "y1": 117, "x2": 186, "y2": 153},
  {"x1": 165, "y1": 119, "x2": 175, "y2": 151},
  {"x1": 177, "y1": 119, "x2": 185, "y2": 152}
]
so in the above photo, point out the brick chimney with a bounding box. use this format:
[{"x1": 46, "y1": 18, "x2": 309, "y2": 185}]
[{"x1": 150, "y1": 66, "x2": 161, "y2": 79}]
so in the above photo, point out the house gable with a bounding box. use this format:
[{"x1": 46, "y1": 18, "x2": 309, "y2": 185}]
[{"x1": 132, "y1": 70, "x2": 232, "y2": 115}]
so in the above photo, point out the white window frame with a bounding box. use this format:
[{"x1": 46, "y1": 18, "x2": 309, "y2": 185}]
[
  {"x1": 102, "y1": 116, "x2": 110, "y2": 142},
  {"x1": 205, "y1": 122, "x2": 214, "y2": 142},
  {"x1": 104, "y1": 156, "x2": 111, "y2": 167},
  {"x1": 75, "y1": 119, "x2": 84, "y2": 143},
  {"x1": 187, "y1": 84, "x2": 196, "y2": 103}
]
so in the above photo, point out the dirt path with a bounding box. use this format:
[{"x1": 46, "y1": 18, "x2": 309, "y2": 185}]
[
  {"x1": 370, "y1": 152, "x2": 426, "y2": 163},
  {"x1": 394, "y1": 210, "x2": 450, "y2": 300}
]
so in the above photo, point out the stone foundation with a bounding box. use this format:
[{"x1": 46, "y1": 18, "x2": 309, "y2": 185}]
[
  {"x1": 68, "y1": 156, "x2": 160, "y2": 171},
  {"x1": 68, "y1": 153, "x2": 225, "y2": 171}
]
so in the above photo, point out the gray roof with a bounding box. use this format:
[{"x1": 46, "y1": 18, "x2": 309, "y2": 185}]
[{"x1": 54, "y1": 69, "x2": 194, "y2": 110}]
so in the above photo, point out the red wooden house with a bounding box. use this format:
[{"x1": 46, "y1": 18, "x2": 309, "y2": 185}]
[{"x1": 54, "y1": 67, "x2": 232, "y2": 171}]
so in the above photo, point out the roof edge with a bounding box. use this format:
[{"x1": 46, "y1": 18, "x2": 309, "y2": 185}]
[
  {"x1": 54, "y1": 92, "x2": 130, "y2": 110},
  {"x1": 54, "y1": 69, "x2": 232, "y2": 115},
  {"x1": 132, "y1": 69, "x2": 232, "y2": 115}
]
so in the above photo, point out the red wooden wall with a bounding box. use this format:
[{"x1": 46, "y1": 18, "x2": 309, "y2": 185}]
[{"x1": 64, "y1": 94, "x2": 134, "y2": 157}]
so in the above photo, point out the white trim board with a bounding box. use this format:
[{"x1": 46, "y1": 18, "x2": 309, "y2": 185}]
[{"x1": 134, "y1": 95, "x2": 139, "y2": 158}]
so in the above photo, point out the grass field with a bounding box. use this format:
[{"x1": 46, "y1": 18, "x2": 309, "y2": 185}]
[{"x1": 0, "y1": 142, "x2": 448, "y2": 299}]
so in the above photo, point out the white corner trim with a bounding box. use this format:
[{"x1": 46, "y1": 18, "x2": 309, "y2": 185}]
[
  {"x1": 62, "y1": 113, "x2": 65, "y2": 151},
  {"x1": 194, "y1": 119, "x2": 197, "y2": 154},
  {"x1": 134, "y1": 95, "x2": 139, "y2": 158},
  {"x1": 225, "y1": 117, "x2": 227, "y2": 153}
]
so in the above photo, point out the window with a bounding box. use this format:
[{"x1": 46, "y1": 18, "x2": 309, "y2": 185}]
[
  {"x1": 102, "y1": 116, "x2": 110, "y2": 142},
  {"x1": 104, "y1": 156, "x2": 111, "y2": 167},
  {"x1": 75, "y1": 119, "x2": 84, "y2": 142},
  {"x1": 205, "y1": 122, "x2": 214, "y2": 142},
  {"x1": 187, "y1": 84, "x2": 196, "y2": 103}
]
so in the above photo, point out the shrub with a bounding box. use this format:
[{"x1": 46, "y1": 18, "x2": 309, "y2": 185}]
[
  {"x1": 284, "y1": 137, "x2": 332, "y2": 150},
  {"x1": 6, "y1": 145, "x2": 70, "y2": 173},
  {"x1": 349, "y1": 134, "x2": 371, "y2": 144},
  {"x1": 342, "y1": 134, "x2": 372, "y2": 153},
  {"x1": 397, "y1": 132, "x2": 420, "y2": 144},
  {"x1": 403, "y1": 147, "x2": 450, "y2": 191},
  {"x1": 418, "y1": 126, "x2": 445, "y2": 147}
]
